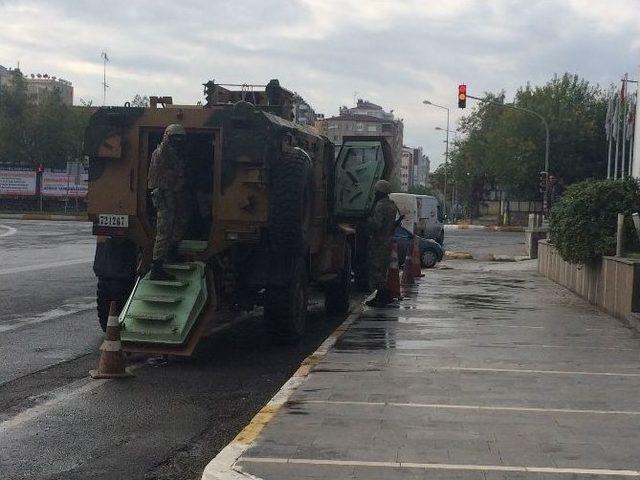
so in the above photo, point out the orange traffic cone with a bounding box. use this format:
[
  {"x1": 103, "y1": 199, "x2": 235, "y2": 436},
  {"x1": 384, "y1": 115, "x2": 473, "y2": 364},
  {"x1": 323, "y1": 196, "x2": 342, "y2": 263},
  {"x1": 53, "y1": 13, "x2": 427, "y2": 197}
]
[
  {"x1": 386, "y1": 240, "x2": 401, "y2": 299},
  {"x1": 411, "y1": 238, "x2": 424, "y2": 278},
  {"x1": 90, "y1": 301, "x2": 134, "y2": 379},
  {"x1": 401, "y1": 241, "x2": 415, "y2": 286}
]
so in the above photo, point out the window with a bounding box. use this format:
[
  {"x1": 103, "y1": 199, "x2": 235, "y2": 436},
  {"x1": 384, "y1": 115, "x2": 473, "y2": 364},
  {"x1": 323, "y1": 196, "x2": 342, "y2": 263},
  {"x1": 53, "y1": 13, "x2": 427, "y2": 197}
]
[{"x1": 367, "y1": 125, "x2": 377, "y2": 132}]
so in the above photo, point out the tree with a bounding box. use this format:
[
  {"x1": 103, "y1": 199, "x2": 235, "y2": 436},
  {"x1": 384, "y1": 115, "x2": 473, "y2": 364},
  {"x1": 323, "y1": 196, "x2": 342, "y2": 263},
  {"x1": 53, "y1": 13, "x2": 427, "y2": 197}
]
[
  {"x1": 131, "y1": 94, "x2": 149, "y2": 107},
  {"x1": 0, "y1": 70, "x2": 91, "y2": 169},
  {"x1": 447, "y1": 73, "x2": 608, "y2": 215}
]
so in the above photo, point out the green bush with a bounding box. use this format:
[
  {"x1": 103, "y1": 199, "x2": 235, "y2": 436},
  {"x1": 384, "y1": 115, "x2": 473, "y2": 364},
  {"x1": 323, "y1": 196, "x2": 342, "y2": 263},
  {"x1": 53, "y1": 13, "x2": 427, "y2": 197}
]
[{"x1": 549, "y1": 178, "x2": 640, "y2": 264}]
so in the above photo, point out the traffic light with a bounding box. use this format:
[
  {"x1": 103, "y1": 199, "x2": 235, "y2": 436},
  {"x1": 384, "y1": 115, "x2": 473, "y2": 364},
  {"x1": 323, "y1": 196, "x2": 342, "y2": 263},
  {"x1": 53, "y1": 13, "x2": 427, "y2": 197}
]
[
  {"x1": 539, "y1": 171, "x2": 548, "y2": 193},
  {"x1": 458, "y1": 84, "x2": 467, "y2": 109}
]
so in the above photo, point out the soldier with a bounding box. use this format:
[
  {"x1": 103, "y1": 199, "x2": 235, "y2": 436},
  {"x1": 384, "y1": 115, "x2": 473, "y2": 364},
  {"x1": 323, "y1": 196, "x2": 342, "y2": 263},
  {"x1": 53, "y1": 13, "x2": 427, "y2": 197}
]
[
  {"x1": 365, "y1": 180, "x2": 402, "y2": 307},
  {"x1": 147, "y1": 124, "x2": 189, "y2": 280}
]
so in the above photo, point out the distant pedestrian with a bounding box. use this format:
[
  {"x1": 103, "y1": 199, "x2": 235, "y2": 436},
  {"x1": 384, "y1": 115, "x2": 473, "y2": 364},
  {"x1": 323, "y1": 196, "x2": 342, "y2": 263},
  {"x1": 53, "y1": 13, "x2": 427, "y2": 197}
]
[
  {"x1": 365, "y1": 180, "x2": 402, "y2": 307},
  {"x1": 147, "y1": 124, "x2": 189, "y2": 280},
  {"x1": 547, "y1": 173, "x2": 565, "y2": 211}
]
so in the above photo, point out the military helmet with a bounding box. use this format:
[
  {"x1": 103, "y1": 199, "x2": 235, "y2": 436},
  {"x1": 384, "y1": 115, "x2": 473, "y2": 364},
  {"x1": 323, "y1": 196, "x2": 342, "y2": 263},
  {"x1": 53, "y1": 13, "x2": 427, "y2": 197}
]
[
  {"x1": 165, "y1": 124, "x2": 186, "y2": 137},
  {"x1": 374, "y1": 179, "x2": 392, "y2": 194}
]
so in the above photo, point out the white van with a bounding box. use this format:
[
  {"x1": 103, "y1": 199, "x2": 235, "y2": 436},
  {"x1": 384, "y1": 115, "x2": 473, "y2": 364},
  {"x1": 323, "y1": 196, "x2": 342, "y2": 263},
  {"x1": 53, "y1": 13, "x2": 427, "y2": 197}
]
[{"x1": 389, "y1": 193, "x2": 444, "y2": 244}]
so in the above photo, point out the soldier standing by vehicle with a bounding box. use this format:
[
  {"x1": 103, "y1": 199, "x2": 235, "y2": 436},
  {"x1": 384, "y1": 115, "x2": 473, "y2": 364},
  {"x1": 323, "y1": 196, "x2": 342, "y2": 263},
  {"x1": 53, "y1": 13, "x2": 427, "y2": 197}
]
[
  {"x1": 365, "y1": 180, "x2": 402, "y2": 307},
  {"x1": 148, "y1": 124, "x2": 189, "y2": 280}
]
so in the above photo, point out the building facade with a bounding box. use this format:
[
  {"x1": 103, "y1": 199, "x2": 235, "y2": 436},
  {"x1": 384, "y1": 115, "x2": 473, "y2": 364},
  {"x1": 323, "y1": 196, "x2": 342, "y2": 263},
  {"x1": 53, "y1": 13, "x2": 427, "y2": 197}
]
[
  {"x1": 400, "y1": 146, "x2": 414, "y2": 192},
  {"x1": 0, "y1": 66, "x2": 73, "y2": 105}
]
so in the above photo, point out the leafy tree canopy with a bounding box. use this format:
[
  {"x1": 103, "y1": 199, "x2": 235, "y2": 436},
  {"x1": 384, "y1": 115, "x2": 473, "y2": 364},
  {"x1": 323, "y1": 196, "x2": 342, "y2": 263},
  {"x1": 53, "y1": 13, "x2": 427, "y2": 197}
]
[
  {"x1": 446, "y1": 73, "x2": 608, "y2": 214},
  {"x1": 0, "y1": 69, "x2": 91, "y2": 169}
]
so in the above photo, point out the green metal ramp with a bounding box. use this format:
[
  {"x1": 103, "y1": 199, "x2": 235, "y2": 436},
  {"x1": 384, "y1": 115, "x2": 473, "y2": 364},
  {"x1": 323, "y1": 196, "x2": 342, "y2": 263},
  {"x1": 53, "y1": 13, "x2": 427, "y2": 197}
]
[{"x1": 119, "y1": 261, "x2": 208, "y2": 345}]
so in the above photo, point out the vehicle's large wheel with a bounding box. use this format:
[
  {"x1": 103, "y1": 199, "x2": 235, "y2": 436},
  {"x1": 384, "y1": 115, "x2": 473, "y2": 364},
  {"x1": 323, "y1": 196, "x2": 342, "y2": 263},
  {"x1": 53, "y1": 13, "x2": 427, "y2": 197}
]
[
  {"x1": 96, "y1": 277, "x2": 135, "y2": 331},
  {"x1": 269, "y1": 149, "x2": 312, "y2": 255},
  {"x1": 265, "y1": 258, "x2": 308, "y2": 344},
  {"x1": 421, "y1": 250, "x2": 438, "y2": 269},
  {"x1": 325, "y1": 244, "x2": 352, "y2": 316}
]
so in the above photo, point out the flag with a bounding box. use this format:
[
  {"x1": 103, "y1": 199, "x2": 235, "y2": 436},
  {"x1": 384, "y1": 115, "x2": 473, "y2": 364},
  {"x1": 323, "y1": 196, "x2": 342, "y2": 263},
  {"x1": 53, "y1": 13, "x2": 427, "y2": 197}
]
[
  {"x1": 626, "y1": 93, "x2": 636, "y2": 141},
  {"x1": 612, "y1": 93, "x2": 621, "y2": 141},
  {"x1": 605, "y1": 91, "x2": 615, "y2": 140}
]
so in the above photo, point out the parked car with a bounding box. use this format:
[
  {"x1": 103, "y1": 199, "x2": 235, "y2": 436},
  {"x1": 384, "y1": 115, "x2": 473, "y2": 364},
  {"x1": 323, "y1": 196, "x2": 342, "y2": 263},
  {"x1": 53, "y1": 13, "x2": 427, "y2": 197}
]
[{"x1": 393, "y1": 226, "x2": 444, "y2": 268}]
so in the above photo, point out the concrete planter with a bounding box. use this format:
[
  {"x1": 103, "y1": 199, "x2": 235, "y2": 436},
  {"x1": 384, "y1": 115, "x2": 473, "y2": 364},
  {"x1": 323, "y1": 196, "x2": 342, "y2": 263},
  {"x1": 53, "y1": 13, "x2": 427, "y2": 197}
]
[{"x1": 538, "y1": 240, "x2": 640, "y2": 328}]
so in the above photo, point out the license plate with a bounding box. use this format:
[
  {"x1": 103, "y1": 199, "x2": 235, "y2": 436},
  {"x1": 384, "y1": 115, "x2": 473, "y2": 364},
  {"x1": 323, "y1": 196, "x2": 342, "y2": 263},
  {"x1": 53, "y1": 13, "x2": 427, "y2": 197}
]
[{"x1": 97, "y1": 214, "x2": 129, "y2": 228}]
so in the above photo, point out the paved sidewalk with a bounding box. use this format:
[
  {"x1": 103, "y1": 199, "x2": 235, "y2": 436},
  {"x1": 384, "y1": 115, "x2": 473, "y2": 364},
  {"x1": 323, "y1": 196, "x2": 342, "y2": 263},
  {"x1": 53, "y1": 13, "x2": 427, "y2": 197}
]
[{"x1": 209, "y1": 260, "x2": 640, "y2": 479}]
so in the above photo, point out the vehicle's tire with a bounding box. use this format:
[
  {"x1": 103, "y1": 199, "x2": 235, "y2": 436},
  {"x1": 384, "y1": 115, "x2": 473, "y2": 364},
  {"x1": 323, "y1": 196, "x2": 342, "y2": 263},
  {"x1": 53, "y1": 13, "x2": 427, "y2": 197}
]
[
  {"x1": 96, "y1": 277, "x2": 135, "y2": 331},
  {"x1": 269, "y1": 149, "x2": 312, "y2": 255},
  {"x1": 325, "y1": 244, "x2": 352, "y2": 316},
  {"x1": 265, "y1": 258, "x2": 308, "y2": 344},
  {"x1": 421, "y1": 250, "x2": 438, "y2": 269}
]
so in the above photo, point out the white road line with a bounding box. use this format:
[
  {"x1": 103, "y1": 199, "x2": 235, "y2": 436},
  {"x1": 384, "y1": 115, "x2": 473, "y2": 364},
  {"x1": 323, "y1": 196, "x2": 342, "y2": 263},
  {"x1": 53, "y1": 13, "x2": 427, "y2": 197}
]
[
  {"x1": 0, "y1": 258, "x2": 93, "y2": 275},
  {"x1": 0, "y1": 360, "x2": 147, "y2": 432},
  {"x1": 240, "y1": 457, "x2": 640, "y2": 477},
  {"x1": 301, "y1": 400, "x2": 640, "y2": 416},
  {"x1": 0, "y1": 225, "x2": 17, "y2": 238},
  {"x1": 0, "y1": 378, "x2": 107, "y2": 432},
  {"x1": 429, "y1": 366, "x2": 640, "y2": 377},
  {"x1": 396, "y1": 342, "x2": 638, "y2": 352},
  {"x1": 0, "y1": 302, "x2": 95, "y2": 333}
]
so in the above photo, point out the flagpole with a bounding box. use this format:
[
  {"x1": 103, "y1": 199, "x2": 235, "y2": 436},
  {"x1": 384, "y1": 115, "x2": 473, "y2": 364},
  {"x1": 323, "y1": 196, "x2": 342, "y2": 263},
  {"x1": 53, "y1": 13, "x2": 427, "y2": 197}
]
[
  {"x1": 622, "y1": 74, "x2": 630, "y2": 179},
  {"x1": 622, "y1": 100, "x2": 628, "y2": 179},
  {"x1": 606, "y1": 89, "x2": 614, "y2": 179},
  {"x1": 607, "y1": 138, "x2": 613, "y2": 179},
  {"x1": 614, "y1": 78, "x2": 625, "y2": 180}
]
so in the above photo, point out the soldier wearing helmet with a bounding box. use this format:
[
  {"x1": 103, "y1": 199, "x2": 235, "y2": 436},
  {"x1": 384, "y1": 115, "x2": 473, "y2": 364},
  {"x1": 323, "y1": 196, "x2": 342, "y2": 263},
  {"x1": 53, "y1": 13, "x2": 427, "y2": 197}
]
[
  {"x1": 147, "y1": 124, "x2": 189, "y2": 280},
  {"x1": 365, "y1": 179, "x2": 402, "y2": 307}
]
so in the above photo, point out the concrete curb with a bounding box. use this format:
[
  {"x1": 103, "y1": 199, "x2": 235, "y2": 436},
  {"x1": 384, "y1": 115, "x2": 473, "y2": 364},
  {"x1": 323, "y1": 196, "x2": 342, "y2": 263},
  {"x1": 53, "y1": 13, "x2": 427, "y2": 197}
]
[
  {"x1": 445, "y1": 224, "x2": 524, "y2": 232},
  {"x1": 444, "y1": 251, "x2": 531, "y2": 262},
  {"x1": 0, "y1": 213, "x2": 88, "y2": 221},
  {"x1": 201, "y1": 306, "x2": 363, "y2": 480}
]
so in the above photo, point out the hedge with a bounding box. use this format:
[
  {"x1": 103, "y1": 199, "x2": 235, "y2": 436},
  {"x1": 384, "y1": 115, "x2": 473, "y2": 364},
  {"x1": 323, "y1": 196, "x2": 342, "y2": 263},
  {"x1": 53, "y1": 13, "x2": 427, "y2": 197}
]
[{"x1": 549, "y1": 178, "x2": 640, "y2": 264}]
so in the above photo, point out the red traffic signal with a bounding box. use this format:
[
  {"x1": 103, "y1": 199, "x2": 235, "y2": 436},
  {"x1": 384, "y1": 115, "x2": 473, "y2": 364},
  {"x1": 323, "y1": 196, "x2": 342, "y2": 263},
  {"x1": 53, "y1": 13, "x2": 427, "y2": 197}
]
[{"x1": 458, "y1": 84, "x2": 467, "y2": 109}]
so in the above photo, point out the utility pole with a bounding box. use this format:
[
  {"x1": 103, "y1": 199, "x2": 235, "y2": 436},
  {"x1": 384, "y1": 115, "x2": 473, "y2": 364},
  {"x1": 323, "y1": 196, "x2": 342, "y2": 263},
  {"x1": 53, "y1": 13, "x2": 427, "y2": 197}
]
[
  {"x1": 422, "y1": 100, "x2": 450, "y2": 218},
  {"x1": 101, "y1": 51, "x2": 109, "y2": 106}
]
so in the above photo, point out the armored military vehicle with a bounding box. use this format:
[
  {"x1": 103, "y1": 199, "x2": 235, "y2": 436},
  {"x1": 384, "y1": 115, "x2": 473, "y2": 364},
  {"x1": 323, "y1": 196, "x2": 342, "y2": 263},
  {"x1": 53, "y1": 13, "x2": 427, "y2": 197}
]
[{"x1": 85, "y1": 79, "x2": 392, "y2": 355}]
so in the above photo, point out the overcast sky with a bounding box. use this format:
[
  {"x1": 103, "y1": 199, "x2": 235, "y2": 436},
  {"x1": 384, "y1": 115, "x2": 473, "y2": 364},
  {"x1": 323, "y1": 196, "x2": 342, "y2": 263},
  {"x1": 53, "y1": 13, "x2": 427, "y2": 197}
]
[{"x1": 1, "y1": 0, "x2": 639, "y2": 168}]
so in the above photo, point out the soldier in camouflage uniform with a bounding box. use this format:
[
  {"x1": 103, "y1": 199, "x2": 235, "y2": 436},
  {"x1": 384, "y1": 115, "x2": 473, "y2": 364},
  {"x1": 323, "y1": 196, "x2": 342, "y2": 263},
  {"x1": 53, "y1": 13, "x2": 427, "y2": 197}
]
[
  {"x1": 147, "y1": 124, "x2": 189, "y2": 280},
  {"x1": 365, "y1": 179, "x2": 401, "y2": 307}
]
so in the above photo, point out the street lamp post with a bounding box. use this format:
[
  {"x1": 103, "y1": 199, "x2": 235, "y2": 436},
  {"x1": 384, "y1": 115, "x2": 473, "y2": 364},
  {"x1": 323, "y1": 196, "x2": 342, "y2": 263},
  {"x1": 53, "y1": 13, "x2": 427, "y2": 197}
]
[{"x1": 423, "y1": 100, "x2": 450, "y2": 217}]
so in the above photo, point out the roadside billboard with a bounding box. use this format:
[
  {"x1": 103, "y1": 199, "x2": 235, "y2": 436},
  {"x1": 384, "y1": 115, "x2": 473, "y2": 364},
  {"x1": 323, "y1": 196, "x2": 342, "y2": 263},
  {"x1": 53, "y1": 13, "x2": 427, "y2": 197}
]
[
  {"x1": 41, "y1": 172, "x2": 88, "y2": 198},
  {"x1": 0, "y1": 170, "x2": 37, "y2": 196}
]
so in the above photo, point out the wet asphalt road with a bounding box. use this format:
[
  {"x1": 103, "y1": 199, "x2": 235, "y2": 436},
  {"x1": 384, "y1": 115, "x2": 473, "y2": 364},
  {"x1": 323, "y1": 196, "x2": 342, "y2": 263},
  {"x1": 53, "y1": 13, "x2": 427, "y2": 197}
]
[
  {"x1": 444, "y1": 228, "x2": 526, "y2": 258},
  {"x1": 0, "y1": 220, "x2": 524, "y2": 479},
  {"x1": 0, "y1": 220, "x2": 346, "y2": 480}
]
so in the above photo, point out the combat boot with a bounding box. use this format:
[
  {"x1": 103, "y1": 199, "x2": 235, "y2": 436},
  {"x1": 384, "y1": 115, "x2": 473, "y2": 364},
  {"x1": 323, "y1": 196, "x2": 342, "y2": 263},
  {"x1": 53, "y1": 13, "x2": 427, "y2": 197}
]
[
  {"x1": 365, "y1": 288, "x2": 393, "y2": 308},
  {"x1": 365, "y1": 289, "x2": 384, "y2": 307},
  {"x1": 149, "y1": 258, "x2": 175, "y2": 281}
]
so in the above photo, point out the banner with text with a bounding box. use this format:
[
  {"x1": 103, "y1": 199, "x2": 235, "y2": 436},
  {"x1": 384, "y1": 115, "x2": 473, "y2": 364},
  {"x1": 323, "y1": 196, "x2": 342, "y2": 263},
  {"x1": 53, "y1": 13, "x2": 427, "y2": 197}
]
[
  {"x1": 41, "y1": 172, "x2": 88, "y2": 198},
  {"x1": 0, "y1": 170, "x2": 37, "y2": 196}
]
